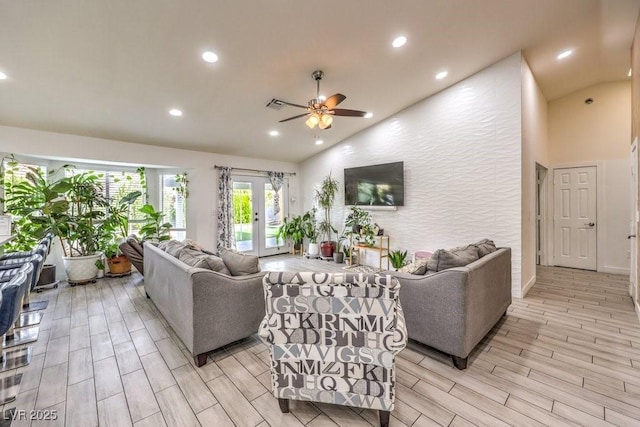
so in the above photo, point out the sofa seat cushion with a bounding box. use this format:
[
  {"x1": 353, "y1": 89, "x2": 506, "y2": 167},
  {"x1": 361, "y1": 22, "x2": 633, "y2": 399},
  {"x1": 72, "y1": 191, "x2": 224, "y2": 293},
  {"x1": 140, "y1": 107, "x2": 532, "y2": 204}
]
[
  {"x1": 399, "y1": 258, "x2": 429, "y2": 275},
  {"x1": 179, "y1": 248, "x2": 231, "y2": 275},
  {"x1": 427, "y1": 245, "x2": 479, "y2": 271},
  {"x1": 219, "y1": 248, "x2": 260, "y2": 276}
]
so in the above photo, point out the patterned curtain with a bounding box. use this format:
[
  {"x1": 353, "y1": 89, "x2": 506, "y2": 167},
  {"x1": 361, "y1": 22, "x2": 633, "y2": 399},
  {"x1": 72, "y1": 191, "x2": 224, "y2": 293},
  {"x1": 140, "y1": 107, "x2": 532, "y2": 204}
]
[
  {"x1": 217, "y1": 167, "x2": 236, "y2": 249},
  {"x1": 267, "y1": 171, "x2": 285, "y2": 215}
]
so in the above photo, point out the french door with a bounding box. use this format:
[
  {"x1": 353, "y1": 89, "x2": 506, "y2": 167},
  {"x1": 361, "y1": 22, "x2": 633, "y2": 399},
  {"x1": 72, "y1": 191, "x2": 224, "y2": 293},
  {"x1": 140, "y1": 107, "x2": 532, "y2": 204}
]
[{"x1": 232, "y1": 176, "x2": 288, "y2": 257}]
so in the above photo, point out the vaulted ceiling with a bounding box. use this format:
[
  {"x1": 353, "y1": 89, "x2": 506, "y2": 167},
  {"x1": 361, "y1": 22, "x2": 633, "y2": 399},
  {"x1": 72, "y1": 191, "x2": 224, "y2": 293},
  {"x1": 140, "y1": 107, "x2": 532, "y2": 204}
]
[{"x1": 0, "y1": 0, "x2": 638, "y2": 162}]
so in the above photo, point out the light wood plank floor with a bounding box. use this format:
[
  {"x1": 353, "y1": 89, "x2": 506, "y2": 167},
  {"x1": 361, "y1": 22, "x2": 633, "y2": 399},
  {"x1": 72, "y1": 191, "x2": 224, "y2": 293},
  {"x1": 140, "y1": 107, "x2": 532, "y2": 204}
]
[{"x1": 3, "y1": 257, "x2": 640, "y2": 426}]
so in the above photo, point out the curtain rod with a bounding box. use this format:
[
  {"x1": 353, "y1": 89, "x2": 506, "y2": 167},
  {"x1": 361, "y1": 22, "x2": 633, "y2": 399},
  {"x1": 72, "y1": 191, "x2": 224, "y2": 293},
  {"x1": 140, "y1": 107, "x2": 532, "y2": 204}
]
[{"x1": 214, "y1": 165, "x2": 296, "y2": 176}]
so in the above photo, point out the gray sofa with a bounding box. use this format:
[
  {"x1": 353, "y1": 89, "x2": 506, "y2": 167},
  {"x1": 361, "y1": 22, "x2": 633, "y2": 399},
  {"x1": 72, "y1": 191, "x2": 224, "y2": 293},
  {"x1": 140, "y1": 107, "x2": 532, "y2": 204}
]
[
  {"x1": 144, "y1": 242, "x2": 266, "y2": 366},
  {"x1": 391, "y1": 247, "x2": 511, "y2": 369}
]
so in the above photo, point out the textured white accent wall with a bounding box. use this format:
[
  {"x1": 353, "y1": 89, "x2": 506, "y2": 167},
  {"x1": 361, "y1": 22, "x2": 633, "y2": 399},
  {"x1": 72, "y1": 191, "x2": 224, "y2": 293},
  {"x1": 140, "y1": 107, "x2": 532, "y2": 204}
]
[
  {"x1": 301, "y1": 53, "x2": 523, "y2": 295},
  {"x1": 521, "y1": 59, "x2": 549, "y2": 296}
]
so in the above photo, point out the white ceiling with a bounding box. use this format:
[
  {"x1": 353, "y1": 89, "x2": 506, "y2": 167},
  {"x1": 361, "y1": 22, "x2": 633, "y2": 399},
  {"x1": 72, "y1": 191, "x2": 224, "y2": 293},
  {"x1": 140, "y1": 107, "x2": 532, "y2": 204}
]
[{"x1": 0, "y1": 0, "x2": 638, "y2": 163}]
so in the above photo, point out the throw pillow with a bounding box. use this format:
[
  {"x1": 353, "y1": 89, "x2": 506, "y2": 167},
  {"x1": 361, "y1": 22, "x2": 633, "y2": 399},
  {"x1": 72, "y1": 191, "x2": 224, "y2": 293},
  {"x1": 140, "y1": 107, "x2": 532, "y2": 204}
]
[
  {"x1": 473, "y1": 239, "x2": 497, "y2": 257},
  {"x1": 178, "y1": 248, "x2": 232, "y2": 275},
  {"x1": 427, "y1": 245, "x2": 480, "y2": 271},
  {"x1": 163, "y1": 240, "x2": 186, "y2": 258},
  {"x1": 219, "y1": 248, "x2": 261, "y2": 276},
  {"x1": 398, "y1": 258, "x2": 428, "y2": 275}
]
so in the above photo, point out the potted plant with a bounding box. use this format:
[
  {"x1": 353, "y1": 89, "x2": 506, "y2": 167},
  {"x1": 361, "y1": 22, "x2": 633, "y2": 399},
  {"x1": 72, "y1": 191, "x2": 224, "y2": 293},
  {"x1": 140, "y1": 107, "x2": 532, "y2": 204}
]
[
  {"x1": 276, "y1": 214, "x2": 307, "y2": 252},
  {"x1": 139, "y1": 204, "x2": 172, "y2": 242},
  {"x1": 343, "y1": 206, "x2": 376, "y2": 247},
  {"x1": 12, "y1": 166, "x2": 110, "y2": 283},
  {"x1": 98, "y1": 190, "x2": 141, "y2": 275},
  {"x1": 314, "y1": 173, "x2": 339, "y2": 258},
  {"x1": 389, "y1": 250, "x2": 408, "y2": 271},
  {"x1": 302, "y1": 208, "x2": 320, "y2": 257}
]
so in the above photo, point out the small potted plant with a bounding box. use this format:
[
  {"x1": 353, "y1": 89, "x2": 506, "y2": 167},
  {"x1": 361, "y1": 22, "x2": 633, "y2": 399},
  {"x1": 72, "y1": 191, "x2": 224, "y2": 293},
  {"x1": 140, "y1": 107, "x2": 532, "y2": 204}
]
[
  {"x1": 99, "y1": 191, "x2": 141, "y2": 275},
  {"x1": 389, "y1": 249, "x2": 408, "y2": 271},
  {"x1": 139, "y1": 204, "x2": 172, "y2": 242},
  {"x1": 276, "y1": 214, "x2": 307, "y2": 253},
  {"x1": 303, "y1": 208, "x2": 320, "y2": 257}
]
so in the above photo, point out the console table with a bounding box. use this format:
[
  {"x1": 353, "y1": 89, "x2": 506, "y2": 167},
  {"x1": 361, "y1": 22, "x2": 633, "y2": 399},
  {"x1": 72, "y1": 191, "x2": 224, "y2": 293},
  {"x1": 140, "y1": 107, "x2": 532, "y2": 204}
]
[{"x1": 349, "y1": 235, "x2": 390, "y2": 271}]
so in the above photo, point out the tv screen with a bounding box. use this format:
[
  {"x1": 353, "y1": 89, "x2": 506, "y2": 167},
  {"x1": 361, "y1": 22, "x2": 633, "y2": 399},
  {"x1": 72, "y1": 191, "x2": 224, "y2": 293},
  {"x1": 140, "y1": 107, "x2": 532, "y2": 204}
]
[{"x1": 344, "y1": 161, "x2": 404, "y2": 206}]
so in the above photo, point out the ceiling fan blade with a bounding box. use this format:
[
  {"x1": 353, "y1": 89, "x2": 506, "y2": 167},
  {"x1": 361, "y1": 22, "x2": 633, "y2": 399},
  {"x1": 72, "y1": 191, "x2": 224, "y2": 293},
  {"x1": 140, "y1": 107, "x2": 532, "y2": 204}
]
[
  {"x1": 278, "y1": 100, "x2": 309, "y2": 109},
  {"x1": 323, "y1": 93, "x2": 346, "y2": 109},
  {"x1": 331, "y1": 108, "x2": 367, "y2": 117},
  {"x1": 279, "y1": 113, "x2": 309, "y2": 123}
]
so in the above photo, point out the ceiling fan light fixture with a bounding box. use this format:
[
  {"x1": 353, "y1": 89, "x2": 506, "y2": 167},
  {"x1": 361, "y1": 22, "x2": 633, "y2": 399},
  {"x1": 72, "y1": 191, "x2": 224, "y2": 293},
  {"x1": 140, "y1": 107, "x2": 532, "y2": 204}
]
[
  {"x1": 320, "y1": 113, "x2": 333, "y2": 127},
  {"x1": 305, "y1": 113, "x2": 320, "y2": 128}
]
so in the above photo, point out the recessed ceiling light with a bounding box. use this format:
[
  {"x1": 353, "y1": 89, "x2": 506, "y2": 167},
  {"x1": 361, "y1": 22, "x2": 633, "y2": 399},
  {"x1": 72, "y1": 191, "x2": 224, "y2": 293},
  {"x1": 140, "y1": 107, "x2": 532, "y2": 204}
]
[
  {"x1": 392, "y1": 36, "x2": 407, "y2": 48},
  {"x1": 202, "y1": 51, "x2": 219, "y2": 63},
  {"x1": 169, "y1": 109, "x2": 183, "y2": 117},
  {"x1": 315, "y1": 139, "x2": 324, "y2": 145},
  {"x1": 629, "y1": 68, "x2": 633, "y2": 77},
  {"x1": 269, "y1": 130, "x2": 279, "y2": 136},
  {"x1": 557, "y1": 49, "x2": 573, "y2": 60},
  {"x1": 364, "y1": 112, "x2": 373, "y2": 119},
  {"x1": 0, "y1": 72, "x2": 7, "y2": 80},
  {"x1": 435, "y1": 71, "x2": 448, "y2": 80}
]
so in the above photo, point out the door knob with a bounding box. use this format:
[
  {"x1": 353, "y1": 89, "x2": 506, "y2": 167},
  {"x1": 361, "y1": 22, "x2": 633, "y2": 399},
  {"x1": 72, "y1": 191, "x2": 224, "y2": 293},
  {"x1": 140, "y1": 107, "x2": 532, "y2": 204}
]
[
  {"x1": 629, "y1": 235, "x2": 636, "y2": 239},
  {"x1": 584, "y1": 222, "x2": 595, "y2": 227}
]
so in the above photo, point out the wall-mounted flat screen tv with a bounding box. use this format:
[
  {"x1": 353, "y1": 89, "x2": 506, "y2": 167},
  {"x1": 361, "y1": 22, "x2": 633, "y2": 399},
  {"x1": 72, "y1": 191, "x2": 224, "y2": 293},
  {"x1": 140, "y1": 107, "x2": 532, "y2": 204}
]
[{"x1": 344, "y1": 161, "x2": 404, "y2": 206}]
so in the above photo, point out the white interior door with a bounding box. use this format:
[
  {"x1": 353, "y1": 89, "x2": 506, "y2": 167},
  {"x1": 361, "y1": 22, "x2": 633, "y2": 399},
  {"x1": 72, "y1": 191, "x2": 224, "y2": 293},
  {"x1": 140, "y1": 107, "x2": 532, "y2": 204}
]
[
  {"x1": 553, "y1": 166, "x2": 597, "y2": 270},
  {"x1": 630, "y1": 141, "x2": 638, "y2": 301},
  {"x1": 232, "y1": 176, "x2": 288, "y2": 257}
]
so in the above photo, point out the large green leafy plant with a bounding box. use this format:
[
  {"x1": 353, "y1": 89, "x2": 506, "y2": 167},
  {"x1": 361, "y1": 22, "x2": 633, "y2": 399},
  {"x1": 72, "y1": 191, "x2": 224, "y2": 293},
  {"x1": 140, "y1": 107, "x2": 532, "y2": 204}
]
[
  {"x1": 3, "y1": 164, "x2": 109, "y2": 257},
  {"x1": 139, "y1": 204, "x2": 172, "y2": 242}
]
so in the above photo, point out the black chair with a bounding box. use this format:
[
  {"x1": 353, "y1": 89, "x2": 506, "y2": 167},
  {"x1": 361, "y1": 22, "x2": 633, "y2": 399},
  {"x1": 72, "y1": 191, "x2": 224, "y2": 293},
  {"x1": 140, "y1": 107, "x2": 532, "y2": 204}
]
[
  {"x1": 0, "y1": 270, "x2": 32, "y2": 404},
  {"x1": 0, "y1": 253, "x2": 45, "y2": 308}
]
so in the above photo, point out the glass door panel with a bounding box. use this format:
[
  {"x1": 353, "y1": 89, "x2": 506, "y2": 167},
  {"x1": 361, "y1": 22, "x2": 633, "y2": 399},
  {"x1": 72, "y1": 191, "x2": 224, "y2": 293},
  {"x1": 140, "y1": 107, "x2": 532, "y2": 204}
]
[
  {"x1": 233, "y1": 176, "x2": 288, "y2": 257},
  {"x1": 233, "y1": 181, "x2": 255, "y2": 253}
]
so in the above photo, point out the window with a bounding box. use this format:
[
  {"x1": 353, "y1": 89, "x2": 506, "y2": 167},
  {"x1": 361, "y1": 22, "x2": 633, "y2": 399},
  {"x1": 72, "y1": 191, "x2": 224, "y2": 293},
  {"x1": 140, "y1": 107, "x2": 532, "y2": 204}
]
[
  {"x1": 1, "y1": 158, "x2": 48, "y2": 250},
  {"x1": 64, "y1": 168, "x2": 146, "y2": 234},
  {"x1": 160, "y1": 174, "x2": 187, "y2": 240}
]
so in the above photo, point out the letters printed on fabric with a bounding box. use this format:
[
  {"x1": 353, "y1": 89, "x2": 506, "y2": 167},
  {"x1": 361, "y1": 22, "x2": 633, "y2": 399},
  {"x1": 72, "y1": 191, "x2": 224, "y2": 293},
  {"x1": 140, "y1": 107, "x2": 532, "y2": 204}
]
[{"x1": 258, "y1": 272, "x2": 408, "y2": 412}]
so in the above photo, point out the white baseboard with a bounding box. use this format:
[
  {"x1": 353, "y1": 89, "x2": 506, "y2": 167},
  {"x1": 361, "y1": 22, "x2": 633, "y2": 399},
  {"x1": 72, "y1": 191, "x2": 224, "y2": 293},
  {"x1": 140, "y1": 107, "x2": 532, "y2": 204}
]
[
  {"x1": 600, "y1": 266, "x2": 630, "y2": 275},
  {"x1": 522, "y1": 275, "x2": 536, "y2": 297}
]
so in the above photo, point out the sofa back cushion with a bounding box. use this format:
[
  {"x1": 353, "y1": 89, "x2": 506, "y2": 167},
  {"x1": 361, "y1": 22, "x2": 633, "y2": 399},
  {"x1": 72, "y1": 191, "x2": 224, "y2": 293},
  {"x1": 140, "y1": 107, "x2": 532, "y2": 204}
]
[
  {"x1": 427, "y1": 245, "x2": 479, "y2": 272},
  {"x1": 178, "y1": 248, "x2": 231, "y2": 275},
  {"x1": 219, "y1": 248, "x2": 260, "y2": 276}
]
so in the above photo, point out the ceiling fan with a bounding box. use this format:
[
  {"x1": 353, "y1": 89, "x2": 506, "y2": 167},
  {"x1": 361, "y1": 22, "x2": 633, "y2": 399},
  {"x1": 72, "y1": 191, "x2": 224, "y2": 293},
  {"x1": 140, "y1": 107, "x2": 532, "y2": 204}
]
[{"x1": 275, "y1": 70, "x2": 368, "y2": 129}]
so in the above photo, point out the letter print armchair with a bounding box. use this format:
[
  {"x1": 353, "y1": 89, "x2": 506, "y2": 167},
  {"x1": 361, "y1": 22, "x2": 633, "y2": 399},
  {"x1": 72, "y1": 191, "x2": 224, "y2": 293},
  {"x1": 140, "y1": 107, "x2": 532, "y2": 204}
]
[{"x1": 259, "y1": 272, "x2": 407, "y2": 427}]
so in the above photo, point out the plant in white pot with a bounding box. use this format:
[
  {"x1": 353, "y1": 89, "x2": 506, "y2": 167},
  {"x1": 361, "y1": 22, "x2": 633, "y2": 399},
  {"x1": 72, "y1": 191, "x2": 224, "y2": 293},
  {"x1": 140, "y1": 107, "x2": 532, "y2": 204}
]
[
  {"x1": 303, "y1": 208, "x2": 320, "y2": 258},
  {"x1": 19, "y1": 166, "x2": 109, "y2": 284}
]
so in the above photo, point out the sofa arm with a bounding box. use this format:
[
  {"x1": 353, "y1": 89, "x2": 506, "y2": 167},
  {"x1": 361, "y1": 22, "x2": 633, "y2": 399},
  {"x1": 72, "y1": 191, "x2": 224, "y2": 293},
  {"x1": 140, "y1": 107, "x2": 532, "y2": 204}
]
[{"x1": 190, "y1": 270, "x2": 266, "y2": 355}]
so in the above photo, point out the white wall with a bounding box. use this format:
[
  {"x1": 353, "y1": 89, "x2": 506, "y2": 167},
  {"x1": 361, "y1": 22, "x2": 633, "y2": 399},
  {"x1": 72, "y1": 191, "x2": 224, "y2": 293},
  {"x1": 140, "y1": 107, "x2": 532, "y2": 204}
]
[
  {"x1": 300, "y1": 53, "x2": 524, "y2": 295},
  {"x1": 548, "y1": 82, "x2": 632, "y2": 275},
  {"x1": 0, "y1": 125, "x2": 300, "y2": 277},
  {"x1": 520, "y1": 59, "x2": 549, "y2": 295}
]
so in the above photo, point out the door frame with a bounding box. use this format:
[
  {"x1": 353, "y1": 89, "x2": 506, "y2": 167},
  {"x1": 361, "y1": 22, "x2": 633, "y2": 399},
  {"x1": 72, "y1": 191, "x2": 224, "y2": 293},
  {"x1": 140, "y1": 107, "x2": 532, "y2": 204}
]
[
  {"x1": 535, "y1": 163, "x2": 549, "y2": 266},
  {"x1": 630, "y1": 139, "x2": 638, "y2": 304},
  {"x1": 549, "y1": 161, "x2": 604, "y2": 272}
]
